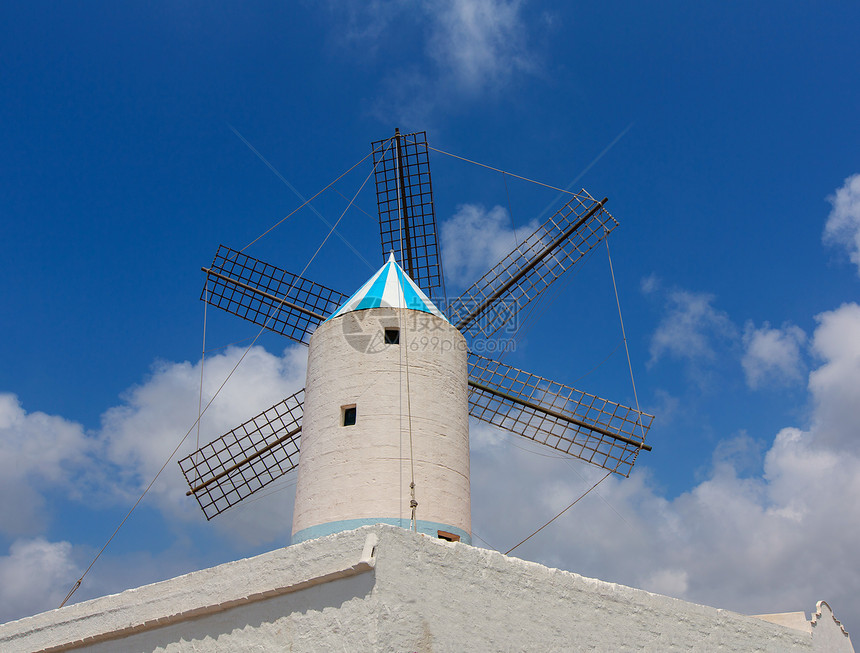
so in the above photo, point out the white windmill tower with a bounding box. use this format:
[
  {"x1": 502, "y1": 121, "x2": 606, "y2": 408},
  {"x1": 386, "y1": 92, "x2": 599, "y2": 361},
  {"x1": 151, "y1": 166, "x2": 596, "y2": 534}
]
[
  {"x1": 292, "y1": 252, "x2": 471, "y2": 543},
  {"x1": 179, "y1": 129, "x2": 654, "y2": 546}
]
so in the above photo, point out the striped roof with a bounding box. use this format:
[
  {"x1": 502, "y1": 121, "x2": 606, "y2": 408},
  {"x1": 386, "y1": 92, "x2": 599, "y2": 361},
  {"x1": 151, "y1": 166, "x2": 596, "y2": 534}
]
[{"x1": 327, "y1": 252, "x2": 449, "y2": 323}]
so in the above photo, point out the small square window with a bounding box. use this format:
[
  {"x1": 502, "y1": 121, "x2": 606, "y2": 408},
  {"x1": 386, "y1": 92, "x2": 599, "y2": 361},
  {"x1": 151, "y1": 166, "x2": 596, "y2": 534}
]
[
  {"x1": 342, "y1": 405, "x2": 357, "y2": 427},
  {"x1": 384, "y1": 328, "x2": 400, "y2": 344}
]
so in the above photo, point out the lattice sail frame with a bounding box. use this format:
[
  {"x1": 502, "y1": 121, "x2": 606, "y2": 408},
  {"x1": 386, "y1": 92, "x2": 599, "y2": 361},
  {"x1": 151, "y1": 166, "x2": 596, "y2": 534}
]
[
  {"x1": 202, "y1": 245, "x2": 348, "y2": 346},
  {"x1": 467, "y1": 353, "x2": 653, "y2": 477},
  {"x1": 371, "y1": 130, "x2": 444, "y2": 300},
  {"x1": 181, "y1": 132, "x2": 654, "y2": 518},
  {"x1": 450, "y1": 190, "x2": 618, "y2": 339},
  {"x1": 179, "y1": 389, "x2": 304, "y2": 519}
]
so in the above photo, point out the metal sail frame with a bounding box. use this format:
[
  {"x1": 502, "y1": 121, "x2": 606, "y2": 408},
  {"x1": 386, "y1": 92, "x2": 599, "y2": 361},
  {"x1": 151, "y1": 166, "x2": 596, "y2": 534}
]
[
  {"x1": 201, "y1": 245, "x2": 348, "y2": 346},
  {"x1": 450, "y1": 191, "x2": 617, "y2": 339},
  {"x1": 371, "y1": 129, "x2": 445, "y2": 301},
  {"x1": 182, "y1": 129, "x2": 654, "y2": 518},
  {"x1": 467, "y1": 353, "x2": 652, "y2": 478},
  {"x1": 178, "y1": 389, "x2": 305, "y2": 519}
]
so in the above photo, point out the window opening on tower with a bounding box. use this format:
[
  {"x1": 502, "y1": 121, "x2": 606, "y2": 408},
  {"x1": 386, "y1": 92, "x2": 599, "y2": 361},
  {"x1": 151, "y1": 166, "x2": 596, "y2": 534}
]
[
  {"x1": 342, "y1": 405, "x2": 357, "y2": 427},
  {"x1": 384, "y1": 328, "x2": 400, "y2": 344}
]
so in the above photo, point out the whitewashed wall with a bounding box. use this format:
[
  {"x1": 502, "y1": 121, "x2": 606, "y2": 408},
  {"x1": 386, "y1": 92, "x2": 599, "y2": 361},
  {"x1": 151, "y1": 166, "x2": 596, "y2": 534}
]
[{"x1": 0, "y1": 525, "x2": 853, "y2": 652}]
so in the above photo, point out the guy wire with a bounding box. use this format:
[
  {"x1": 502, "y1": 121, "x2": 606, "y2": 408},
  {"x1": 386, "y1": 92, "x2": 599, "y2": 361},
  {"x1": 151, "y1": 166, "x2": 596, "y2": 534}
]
[
  {"x1": 505, "y1": 229, "x2": 648, "y2": 556},
  {"x1": 59, "y1": 139, "x2": 394, "y2": 609},
  {"x1": 504, "y1": 470, "x2": 612, "y2": 556},
  {"x1": 604, "y1": 232, "x2": 647, "y2": 440},
  {"x1": 428, "y1": 145, "x2": 578, "y2": 196},
  {"x1": 241, "y1": 148, "x2": 373, "y2": 252},
  {"x1": 505, "y1": 435, "x2": 642, "y2": 556}
]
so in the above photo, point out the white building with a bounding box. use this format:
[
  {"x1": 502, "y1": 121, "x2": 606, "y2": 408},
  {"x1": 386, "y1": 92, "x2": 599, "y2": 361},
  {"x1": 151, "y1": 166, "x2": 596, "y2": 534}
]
[{"x1": 0, "y1": 525, "x2": 853, "y2": 652}]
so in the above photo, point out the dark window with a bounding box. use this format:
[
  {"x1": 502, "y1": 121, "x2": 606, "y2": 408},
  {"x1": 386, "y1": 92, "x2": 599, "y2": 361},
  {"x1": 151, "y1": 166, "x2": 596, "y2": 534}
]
[
  {"x1": 342, "y1": 405, "x2": 357, "y2": 427},
  {"x1": 384, "y1": 328, "x2": 400, "y2": 344}
]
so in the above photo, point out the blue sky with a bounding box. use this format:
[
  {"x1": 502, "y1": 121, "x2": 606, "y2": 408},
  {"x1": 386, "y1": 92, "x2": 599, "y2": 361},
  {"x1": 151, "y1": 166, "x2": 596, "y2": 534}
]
[{"x1": 2, "y1": 0, "x2": 860, "y2": 632}]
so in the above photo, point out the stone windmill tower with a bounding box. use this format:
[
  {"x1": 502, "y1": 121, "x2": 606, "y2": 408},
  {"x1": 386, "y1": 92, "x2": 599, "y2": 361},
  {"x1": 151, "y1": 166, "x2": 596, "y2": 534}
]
[
  {"x1": 292, "y1": 252, "x2": 471, "y2": 543},
  {"x1": 179, "y1": 129, "x2": 655, "y2": 544}
]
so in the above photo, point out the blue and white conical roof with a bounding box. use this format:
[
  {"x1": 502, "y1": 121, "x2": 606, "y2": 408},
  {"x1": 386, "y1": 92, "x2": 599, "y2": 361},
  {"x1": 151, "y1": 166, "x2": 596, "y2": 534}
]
[{"x1": 326, "y1": 252, "x2": 449, "y2": 323}]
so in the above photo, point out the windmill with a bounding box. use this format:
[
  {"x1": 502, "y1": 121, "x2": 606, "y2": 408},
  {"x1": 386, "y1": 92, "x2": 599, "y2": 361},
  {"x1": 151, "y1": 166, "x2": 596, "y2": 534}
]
[{"x1": 179, "y1": 129, "x2": 654, "y2": 545}]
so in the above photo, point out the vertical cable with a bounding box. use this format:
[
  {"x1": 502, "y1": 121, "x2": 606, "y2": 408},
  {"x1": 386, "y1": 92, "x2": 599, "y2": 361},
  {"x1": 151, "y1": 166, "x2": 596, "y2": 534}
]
[
  {"x1": 195, "y1": 278, "x2": 209, "y2": 480},
  {"x1": 395, "y1": 134, "x2": 405, "y2": 525},
  {"x1": 393, "y1": 131, "x2": 418, "y2": 531},
  {"x1": 403, "y1": 307, "x2": 417, "y2": 532},
  {"x1": 604, "y1": 232, "x2": 646, "y2": 439}
]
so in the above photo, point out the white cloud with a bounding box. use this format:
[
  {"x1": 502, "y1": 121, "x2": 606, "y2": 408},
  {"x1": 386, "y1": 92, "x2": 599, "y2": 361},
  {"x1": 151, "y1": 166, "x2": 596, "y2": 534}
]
[
  {"x1": 1, "y1": 346, "x2": 305, "y2": 546},
  {"x1": 425, "y1": 0, "x2": 534, "y2": 93},
  {"x1": 472, "y1": 302, "x2": 860, "y2": 631},
  {"x1": 330, "y1": 0, "x2": 537, "y2": 124},
  {"x1": 0, "y1": 344, "x2": 308, "y2": 621},
  {"x1": 470, "y1": 419, "x2": 509, "y2": 451},
  {"x1": 98, "y1": 345, "x2": 307, "y2": 528},
  {"x1": 808, "y1": 303, "x2": 860, "y2": 451},
  {"x1": 741, "y1": 321, "x2": 806, "y2": 389},
  {"x1": 0, "y1": 394, "x2": 94, "y2": 536},
  {"x1": 0, "y1": 538, "x2": 253, "y2": 623},
  {"x1": 648, "y1": 289, "x2": 736, "y2": 366},
  {"x1": 0, "y1": 538, "x2": 80, "y2": 622},
  {"x1": 823, "y1": 173, "x2": 860, "y2": 276},
  {"x1": 441, "y1": 203, "x2": 537, "y2": 286}
]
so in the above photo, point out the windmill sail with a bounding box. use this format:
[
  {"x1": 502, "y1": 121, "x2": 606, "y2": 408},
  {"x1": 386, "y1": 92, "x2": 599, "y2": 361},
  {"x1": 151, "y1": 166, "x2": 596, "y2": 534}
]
[
  {"x1": 202, "y1": 245, "x2": 348, "y2": 345},
  {"x1": 450, "y1": 191, "x2": 618, "y2": 339},
  {"x1": 467, "y1": 353, "x2": 653, "y2": 477},
  {"x1": 371, "y1": 129, "x2": 444, "y2": 300},
  {"x1": 181, "y1": 130, "x2": 654, "y2": 525},
  {"x1": 179, "y1": 389, "x2": 304, "y2": 519}
]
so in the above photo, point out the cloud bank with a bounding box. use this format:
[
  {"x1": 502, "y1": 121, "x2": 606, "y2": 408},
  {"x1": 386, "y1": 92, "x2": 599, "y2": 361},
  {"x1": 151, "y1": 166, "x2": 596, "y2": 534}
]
[
  {"x1": 3, "y1": 308, "x2": 859, "y2": 629},
  {"x1": 0, "y1": 344, "x2": 306, "y2": 622},
  {"x1": 472, "y1": 302, "x2": 860, "y2": 627}
]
